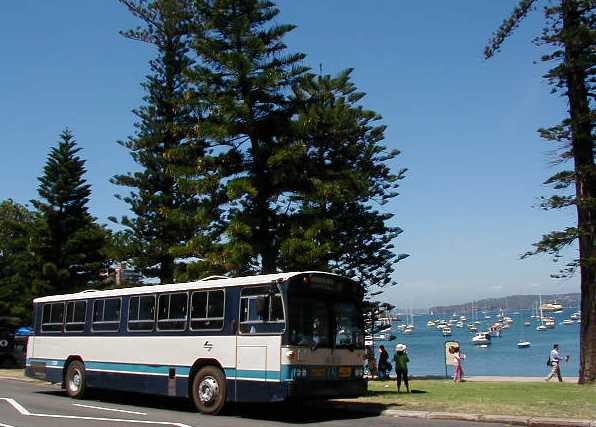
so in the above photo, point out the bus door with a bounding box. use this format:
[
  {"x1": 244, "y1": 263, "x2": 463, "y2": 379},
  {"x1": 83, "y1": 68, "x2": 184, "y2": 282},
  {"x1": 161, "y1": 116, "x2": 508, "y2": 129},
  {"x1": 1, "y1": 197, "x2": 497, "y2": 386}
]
[{"x1": 236, "y1": 285, "x2": 284, "y2": 401}]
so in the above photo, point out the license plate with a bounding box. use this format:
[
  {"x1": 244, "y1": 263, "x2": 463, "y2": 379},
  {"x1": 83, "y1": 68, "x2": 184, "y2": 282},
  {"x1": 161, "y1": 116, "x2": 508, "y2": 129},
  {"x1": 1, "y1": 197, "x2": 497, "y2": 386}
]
[
  {"x1": 339, "y1": 367, "x2": 352, "y2": 377},
  {"x1": 310, "y1": 368, "x2": 326, "y2": 377}
]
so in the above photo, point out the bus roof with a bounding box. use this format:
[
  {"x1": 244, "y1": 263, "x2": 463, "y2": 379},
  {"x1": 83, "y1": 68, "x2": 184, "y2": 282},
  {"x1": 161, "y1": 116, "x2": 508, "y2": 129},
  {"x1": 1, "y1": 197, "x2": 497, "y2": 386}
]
[{"x1": 33, "y1": 271, "x2": 346, "y2": 303}]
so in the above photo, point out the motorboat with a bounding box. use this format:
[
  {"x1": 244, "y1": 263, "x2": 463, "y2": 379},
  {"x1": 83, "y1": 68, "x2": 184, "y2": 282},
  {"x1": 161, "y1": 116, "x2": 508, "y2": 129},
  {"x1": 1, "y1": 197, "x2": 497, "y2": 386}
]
[
  {"x1": 523, "y1": 320, "x2": 531, "y2": 326},
  {"x1": 562, "y1": 319, "x2": 575, "y2": 325},
  {"x1": 472, "y1": 332, "x2": 491, "y2": 345},
  {"x1": 467, "y1": 324, "x2": 478, "y2": 332},
  {"x1": 517, "y1": 340, "x2": 531, "y2": 348},
  {"x1": 442, "y1": 327, "x2": 452, "y2": 337},
  {"x1": 536, "y1": 324, "x2": 547, "y2": 331},
  {"x1": 540, "y1": 302, "x2": 563, "y2": 312}
]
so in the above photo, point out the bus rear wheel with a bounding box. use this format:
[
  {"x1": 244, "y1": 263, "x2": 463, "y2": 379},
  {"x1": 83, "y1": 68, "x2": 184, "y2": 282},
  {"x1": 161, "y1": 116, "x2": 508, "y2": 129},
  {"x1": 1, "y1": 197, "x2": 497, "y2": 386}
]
[
  {"x1": 191, "y1": 366, "x2": 226, "y2": 415},
  {"x1": 65, "y1": 360, "x2": 87, "y2": 399}
]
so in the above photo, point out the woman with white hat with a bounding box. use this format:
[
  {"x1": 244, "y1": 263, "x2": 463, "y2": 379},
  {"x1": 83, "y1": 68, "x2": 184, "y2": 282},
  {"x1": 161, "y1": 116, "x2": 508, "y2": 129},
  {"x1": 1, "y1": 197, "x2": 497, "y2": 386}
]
[{"x1": 393, "y1": 343, "x2": 410, "y2": 392}]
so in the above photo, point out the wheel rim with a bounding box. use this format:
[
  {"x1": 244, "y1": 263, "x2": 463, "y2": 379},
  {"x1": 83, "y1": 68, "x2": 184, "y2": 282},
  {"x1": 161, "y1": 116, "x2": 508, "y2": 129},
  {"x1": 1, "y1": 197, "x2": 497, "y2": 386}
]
[
  {"x1": 69, "y1": 368, "x2": 81, "y2": 393},
  {"x1": 198, "y1": 376, "x2": 219, "y2": 405}
]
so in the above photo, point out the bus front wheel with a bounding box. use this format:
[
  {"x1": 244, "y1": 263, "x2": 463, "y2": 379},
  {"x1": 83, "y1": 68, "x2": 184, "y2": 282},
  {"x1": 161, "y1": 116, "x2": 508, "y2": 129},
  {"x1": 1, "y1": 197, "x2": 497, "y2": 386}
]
[
  {"x1": 65, "y1": 360, "x2": 87, "y2": 399},
  {"x1": 191, "y1": 366, "x2": 226, "y2": 415}
]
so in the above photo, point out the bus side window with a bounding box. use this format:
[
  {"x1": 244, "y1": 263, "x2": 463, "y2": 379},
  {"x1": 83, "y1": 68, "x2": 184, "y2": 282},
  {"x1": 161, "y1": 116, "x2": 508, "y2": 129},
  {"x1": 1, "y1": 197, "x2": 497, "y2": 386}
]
[
  {"x1": 92, "y1": 298, "x2": 121, "y2": 332},
  {"x1": 157, "y1": 292, "x2": 188, "y2": 331},
  {"x1": 41, "y1": 302, "x2": 65, "y2": 333},
  {"x1": 128, "y1": 295, "x2": 155, "y2": 332},
  {"x1": 65, "y1": 301, "x2": 86, "y2": 332},
  {"x1": 190, "y1": 290, "x2": 225, "y2": 330},
  {"x1": 239, "y1": 286, "x2": 285, "y2": 334}
]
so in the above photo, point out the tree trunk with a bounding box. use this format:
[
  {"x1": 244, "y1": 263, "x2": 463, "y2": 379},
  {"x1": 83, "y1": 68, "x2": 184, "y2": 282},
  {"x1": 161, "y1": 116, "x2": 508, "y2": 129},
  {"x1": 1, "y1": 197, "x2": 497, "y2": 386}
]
[{"x1": 562, "y1": 0, "x2": 596, "y2": 384}]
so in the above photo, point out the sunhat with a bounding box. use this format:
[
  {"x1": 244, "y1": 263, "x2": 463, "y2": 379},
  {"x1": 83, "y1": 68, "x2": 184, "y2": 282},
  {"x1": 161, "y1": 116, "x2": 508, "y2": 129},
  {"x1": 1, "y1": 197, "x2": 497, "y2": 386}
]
[{"x1": 395, "y1": 343, "x2": 407, "y2": 351}]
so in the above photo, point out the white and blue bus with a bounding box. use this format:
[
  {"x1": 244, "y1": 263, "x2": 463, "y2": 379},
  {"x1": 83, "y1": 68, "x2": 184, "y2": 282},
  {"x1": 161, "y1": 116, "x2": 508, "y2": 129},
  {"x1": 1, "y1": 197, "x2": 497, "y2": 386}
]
[{"x1": 25, "y1": 271, "x2": 366, "y2": 414}]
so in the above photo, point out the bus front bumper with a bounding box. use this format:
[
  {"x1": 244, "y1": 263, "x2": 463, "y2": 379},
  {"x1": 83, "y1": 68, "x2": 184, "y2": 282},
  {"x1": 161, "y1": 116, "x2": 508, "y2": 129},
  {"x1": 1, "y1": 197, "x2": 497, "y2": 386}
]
[{"x1": 286, "y1": 378, "x2": 367, "y2": 399}]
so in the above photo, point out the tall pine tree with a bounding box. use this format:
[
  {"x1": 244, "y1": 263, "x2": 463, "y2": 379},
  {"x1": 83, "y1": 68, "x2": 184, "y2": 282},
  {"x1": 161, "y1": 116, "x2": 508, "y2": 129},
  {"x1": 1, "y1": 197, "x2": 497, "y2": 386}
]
[
  {"x1": 485, "y1": 0, "x2": 595, "y2": 383},
  {"x1": 178, "y1": 0, "x2": 309, "y2": 274},
  {"x1": 0, "y1": 200, "x2": 41, "y2": 323},
  {"x1": 113, "y1": 0, "x2": 205, "y2": 283},
  {"x1": 32, "y1": 129, "x2": 107, "y2": 296},
  {"x1": 278, "y1": 70, "x2": 407, "y2": 290}
]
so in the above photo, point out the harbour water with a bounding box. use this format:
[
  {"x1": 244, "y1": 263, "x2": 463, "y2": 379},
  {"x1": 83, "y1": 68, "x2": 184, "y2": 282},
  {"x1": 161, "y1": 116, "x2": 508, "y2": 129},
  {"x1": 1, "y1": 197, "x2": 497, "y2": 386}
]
[{"x1": 375, "y1": 308, "x2": 580, "y2": 378}]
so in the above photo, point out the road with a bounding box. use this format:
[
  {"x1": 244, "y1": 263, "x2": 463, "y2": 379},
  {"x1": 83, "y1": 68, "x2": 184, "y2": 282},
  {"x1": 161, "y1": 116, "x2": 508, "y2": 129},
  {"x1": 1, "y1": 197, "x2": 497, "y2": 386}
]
[{"x1": 0, "y1": 378, "x2": 509, "y2": 427}]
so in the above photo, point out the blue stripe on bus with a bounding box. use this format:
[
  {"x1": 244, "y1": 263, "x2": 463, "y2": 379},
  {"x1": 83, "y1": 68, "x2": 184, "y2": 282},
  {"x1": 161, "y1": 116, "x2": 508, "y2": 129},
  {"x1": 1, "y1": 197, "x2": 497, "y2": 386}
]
[{"x1": 26, "y1": 358, "x2": 282, "y2": 380}]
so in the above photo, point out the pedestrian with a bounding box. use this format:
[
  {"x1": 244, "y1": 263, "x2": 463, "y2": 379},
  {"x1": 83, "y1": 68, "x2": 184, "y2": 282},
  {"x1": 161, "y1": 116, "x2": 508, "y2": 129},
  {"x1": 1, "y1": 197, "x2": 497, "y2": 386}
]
[
  {"x1": 545, "y1": 344, "x2": 569, "y2": 382},
  {"x1": 393, "y1": 343, "x2": 410, "y2": 392},
  {"x1": 452, "y1": 345, "x2": 465, "y2": 383},
  {"x1": 378, "y1": 345, "x2": 389, "y2": 379}
]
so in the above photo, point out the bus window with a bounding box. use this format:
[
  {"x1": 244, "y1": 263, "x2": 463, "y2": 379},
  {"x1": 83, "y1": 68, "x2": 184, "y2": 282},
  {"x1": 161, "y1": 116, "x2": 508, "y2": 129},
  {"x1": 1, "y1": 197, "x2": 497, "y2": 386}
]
[
  {"x1": 157, "y1": 293, "x2": 188, "y2": 331},
  {"x1": 65, "y1": 301, "x2": 86, "y2": 332},
  {"x1": 128, "y1": 295, "x2": 155, "y2": 332},
  {"x1": 190, "y1": 290, "x2": 225, "y2": 330},
  {"x1": 239, "y1": 285, "x2": 285, "y2": 334},
  {"x1": 92, "y1": 298, "x2": 121, "y2": 332},
  {"x1": 41, "y1": 302, "x2": 65, "y2": 332}
]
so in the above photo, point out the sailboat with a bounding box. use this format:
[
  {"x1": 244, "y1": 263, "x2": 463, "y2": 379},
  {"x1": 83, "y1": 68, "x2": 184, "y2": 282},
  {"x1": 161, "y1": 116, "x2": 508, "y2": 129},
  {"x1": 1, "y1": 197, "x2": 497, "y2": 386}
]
[
  {"x1": 536, "y1": 295, "x2": 547, "y2": 331},
  {"x1": 518, "y1": 318, "x2": 531, "y2": 348}
]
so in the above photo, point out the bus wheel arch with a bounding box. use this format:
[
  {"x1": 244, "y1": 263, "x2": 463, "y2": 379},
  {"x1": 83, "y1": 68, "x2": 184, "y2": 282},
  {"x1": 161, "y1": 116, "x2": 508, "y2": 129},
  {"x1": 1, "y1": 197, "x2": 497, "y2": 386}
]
[
  {"x1": 64, "y1": 357, "x2": 87, "y2": 399},
  {"x1": 189, "y1": 360, "x2": 226, "y2": 415},
  {"x1": 62, "y1": 355, "x2": 83, "y2": 384}
]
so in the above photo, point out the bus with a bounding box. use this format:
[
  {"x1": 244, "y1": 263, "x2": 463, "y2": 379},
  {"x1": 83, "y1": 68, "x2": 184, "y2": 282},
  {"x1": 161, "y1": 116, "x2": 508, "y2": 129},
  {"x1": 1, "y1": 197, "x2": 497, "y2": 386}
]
[{"x1": 25, "y1": 271, "x2": 366, "y2": 415}]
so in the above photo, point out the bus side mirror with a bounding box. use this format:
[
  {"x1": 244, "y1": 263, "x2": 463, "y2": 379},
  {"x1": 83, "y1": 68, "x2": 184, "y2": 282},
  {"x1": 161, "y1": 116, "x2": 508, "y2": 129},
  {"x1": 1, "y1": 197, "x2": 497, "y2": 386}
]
[{"x1": 231, "y1": 319, "x2": 238, "y2": 333}]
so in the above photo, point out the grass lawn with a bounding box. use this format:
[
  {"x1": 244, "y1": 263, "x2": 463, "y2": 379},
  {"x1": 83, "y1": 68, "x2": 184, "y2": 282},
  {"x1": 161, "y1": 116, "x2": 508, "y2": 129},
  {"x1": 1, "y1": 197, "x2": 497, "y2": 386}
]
[
  {"x1": 0, "y1": 368, "x2": 25, "y2": 378},
  {"x1": 347, "y1": 380, "x2": 596, "y2": 420}
]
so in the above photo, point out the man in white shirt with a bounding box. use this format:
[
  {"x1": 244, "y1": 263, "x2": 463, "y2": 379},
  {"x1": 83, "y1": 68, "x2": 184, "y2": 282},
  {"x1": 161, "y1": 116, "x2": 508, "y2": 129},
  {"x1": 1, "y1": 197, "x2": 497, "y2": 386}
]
[{"x1": 545, "y1": 344, "x2": 563, "y2": 382}]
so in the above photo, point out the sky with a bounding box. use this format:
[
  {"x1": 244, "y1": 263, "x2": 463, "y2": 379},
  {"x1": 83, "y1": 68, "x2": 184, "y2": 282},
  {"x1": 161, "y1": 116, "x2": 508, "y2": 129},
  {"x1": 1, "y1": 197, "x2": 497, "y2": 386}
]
[{"x1": 0, "y1": 1, "x2": 580, "y2": 308}]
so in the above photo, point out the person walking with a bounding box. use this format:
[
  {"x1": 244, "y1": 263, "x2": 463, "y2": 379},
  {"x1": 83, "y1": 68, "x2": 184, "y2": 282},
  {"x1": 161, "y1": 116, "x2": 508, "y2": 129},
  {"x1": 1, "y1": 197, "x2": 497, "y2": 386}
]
[
  {"x1": 393, "y1": 343, "x2": 410, "y2": 392},
  {"x1": 378, "y1": 345, "x2": 389, "y2": 379},
  {"x1": 545, "y1": 344, "x2": 568, "y2": 382},
  {"x1": 453, "y1": 345, "x2": 465, "y2": 383}
]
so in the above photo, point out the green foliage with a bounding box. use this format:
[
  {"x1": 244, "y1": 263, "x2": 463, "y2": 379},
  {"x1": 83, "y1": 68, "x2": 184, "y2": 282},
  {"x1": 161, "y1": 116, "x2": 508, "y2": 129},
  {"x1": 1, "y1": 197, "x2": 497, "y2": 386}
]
[
  {"x1": 0, "y1": 200, "x2": 41, "y2": 323},
  {"x1": 173, "y1": 0, "x2": 309, "y2": 276},
  {"x1": 31, "y1": 129, "x2": 108, "y2": 296},
  {"x1": 114, "y1": 0, "x2": 207, "y2": 283},
  {"x1": 485, "y1": 1, "x2": 595, "y2": 279},
  {"x1": 277, "y1": 70, "x2": 407, "y2": 290},
  {"x1": 169, "y1": 1, "x2": 406, "y2": 292}
]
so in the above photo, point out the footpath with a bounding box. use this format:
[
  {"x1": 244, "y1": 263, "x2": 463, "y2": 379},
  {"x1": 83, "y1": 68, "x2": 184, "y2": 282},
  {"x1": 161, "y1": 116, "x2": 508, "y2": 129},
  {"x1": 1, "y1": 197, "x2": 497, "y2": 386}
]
[{"x1": 1, "y1": 370, "x2": 594, "y2": 426}]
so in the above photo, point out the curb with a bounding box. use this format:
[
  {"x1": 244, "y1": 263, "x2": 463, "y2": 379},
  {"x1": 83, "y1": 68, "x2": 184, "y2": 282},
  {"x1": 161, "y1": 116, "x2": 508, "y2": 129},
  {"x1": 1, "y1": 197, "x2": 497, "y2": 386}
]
[{"x1": 318, "y1": 402, "x2": 595, "y2": 427}]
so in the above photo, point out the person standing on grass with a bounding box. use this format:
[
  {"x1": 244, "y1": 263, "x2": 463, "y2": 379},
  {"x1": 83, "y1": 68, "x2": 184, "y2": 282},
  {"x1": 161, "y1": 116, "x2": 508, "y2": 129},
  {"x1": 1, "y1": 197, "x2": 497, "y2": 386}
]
[
  {"x1": 378, "y1": 345, "x2": 389, "y2": 379},
  {"x1": 393, "y1": 343, "x2": 410, "y2": 392},
  {"x1": 452, "y1": 345, "x2": 465, "y2": 383},
  {"x1": 545, "y1": 344, "x2": 569, "y2": 382}
]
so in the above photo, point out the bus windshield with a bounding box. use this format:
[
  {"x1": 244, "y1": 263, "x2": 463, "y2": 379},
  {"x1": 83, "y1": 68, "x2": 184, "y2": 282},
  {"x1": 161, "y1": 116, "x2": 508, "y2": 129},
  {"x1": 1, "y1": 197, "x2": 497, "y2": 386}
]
[{"x1": 288, "y1": 297, "x2": 363, "y2": 348}]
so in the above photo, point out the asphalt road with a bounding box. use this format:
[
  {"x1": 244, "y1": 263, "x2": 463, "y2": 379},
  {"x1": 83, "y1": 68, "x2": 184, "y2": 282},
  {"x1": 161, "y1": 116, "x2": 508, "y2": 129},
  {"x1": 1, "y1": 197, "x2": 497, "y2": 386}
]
[{"x1": 0, "y1": 379, "x2": 509, "y2": 427}]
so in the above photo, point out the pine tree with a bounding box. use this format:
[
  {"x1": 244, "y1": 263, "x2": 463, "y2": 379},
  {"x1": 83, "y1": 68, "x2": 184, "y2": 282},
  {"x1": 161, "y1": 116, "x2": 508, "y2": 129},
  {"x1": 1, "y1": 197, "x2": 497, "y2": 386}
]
[
  {"x1": 0, "y1": 200, "x2": 41, "y2": 323},
  {"x1": 113, "y1": 0, "x2": 204, "y2": 284},
  {"x1": 277, "y1": 70, "x2": 408, "y2": 291},
  {"x1": 485, "y1": 0, "x2": 595, "y2": 383},
  {"x1": 32, "y1": 129, "x2": 107, "y2": 296},
  {"x1": 178, "y1": 0, "x2": 309, "y2": 274}
]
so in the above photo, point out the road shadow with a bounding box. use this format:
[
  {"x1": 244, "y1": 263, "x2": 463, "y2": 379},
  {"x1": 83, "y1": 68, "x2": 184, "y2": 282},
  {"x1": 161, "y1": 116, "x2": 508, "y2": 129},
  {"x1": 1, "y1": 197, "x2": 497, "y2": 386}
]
[
  {"x1": 35, "y1": 389, "x2": 195, "y2": 413},
  {"x1": 35, "y1": 389, "x2": 386, "y2": 423},
  {"x1": 225, "y1": 401, "x2": 386, "y2": 423}
]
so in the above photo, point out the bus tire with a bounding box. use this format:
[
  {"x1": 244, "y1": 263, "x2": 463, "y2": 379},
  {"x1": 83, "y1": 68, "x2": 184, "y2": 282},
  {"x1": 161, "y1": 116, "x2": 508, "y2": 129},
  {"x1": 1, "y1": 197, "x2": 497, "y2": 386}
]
[
  {"x1": 65, "y1": 360, "x2": 87, "y2": 399},
  {"x1": 191, "y1": 366, "x2": 226, "y2": 415}
]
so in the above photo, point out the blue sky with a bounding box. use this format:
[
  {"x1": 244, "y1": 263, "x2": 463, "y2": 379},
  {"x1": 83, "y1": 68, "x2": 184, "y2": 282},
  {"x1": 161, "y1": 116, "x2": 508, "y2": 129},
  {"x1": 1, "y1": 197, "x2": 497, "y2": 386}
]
[{"x1": 0, "y1": 1, "x2": 579, "y2": 307}]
